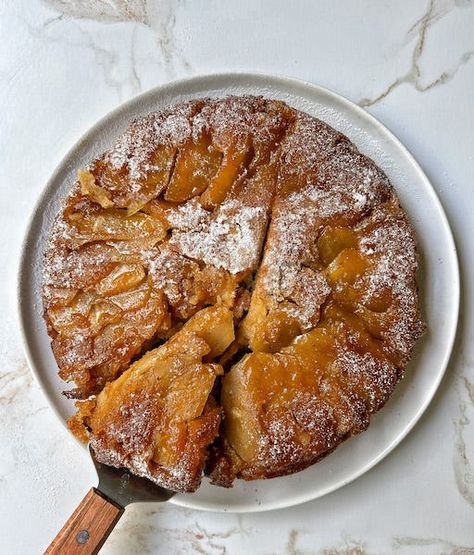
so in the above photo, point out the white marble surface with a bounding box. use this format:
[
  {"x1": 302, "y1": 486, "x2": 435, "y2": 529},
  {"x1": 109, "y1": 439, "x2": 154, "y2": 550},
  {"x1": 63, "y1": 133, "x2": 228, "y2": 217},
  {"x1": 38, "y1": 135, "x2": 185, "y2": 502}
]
[{"x1": 1, "y1": 0, "x2": 474, "y2": 553}]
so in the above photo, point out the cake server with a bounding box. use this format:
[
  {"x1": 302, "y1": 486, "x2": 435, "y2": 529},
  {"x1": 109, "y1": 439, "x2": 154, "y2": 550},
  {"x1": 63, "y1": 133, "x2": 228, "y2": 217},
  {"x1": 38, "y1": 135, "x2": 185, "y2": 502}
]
[{"x1": 45, "y1": 445, "x2": 174, "y2": 555}]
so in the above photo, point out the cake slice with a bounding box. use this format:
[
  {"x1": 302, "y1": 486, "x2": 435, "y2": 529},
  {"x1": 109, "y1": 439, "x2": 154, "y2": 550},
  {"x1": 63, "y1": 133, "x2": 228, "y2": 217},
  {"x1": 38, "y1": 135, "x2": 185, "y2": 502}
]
[
  {"x1": 70, "y1": 305, "x2": 234, "y2": 492},
  {"x1": 209, "y1": 302, "x2": 400, "y2": 485}
]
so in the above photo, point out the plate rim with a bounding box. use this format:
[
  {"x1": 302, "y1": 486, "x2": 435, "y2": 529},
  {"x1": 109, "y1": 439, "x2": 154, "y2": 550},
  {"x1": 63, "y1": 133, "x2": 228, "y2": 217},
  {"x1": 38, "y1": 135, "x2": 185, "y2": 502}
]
[{"x1": 17, "y1": 71, "x2": 460, "y2": 513}]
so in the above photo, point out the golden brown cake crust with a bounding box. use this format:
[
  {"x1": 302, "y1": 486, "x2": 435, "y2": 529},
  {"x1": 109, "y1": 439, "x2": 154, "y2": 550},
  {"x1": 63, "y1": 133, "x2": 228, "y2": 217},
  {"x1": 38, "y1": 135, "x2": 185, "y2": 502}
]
[{"x1": 42, "y1": 96, "x2": 425, "y2": 492}]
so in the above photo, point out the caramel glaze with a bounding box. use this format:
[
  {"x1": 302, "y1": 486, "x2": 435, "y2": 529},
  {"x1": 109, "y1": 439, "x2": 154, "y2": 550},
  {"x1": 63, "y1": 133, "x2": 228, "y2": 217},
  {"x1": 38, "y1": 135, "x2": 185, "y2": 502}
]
[{"x1": 43, "y1": 97, "x2": 425, "y2": 492}]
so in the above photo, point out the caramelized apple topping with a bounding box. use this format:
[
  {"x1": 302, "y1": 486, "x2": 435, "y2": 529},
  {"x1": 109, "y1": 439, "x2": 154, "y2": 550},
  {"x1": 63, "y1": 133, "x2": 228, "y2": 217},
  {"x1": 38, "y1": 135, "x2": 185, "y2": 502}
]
[{"x1": 44, "y1": 97, "x2": 424, "y2": 492}]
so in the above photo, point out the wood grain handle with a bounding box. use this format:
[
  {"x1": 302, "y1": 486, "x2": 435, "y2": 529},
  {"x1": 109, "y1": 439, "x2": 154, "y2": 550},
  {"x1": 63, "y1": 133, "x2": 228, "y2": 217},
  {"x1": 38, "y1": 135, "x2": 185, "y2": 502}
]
[{"x1": 44, "y1": 488, "x2": 124, "y2": 555}]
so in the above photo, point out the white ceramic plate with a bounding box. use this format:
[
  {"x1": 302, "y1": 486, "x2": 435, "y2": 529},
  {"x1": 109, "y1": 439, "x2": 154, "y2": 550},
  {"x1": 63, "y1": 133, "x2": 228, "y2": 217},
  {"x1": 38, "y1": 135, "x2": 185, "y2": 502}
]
[{"x1": 18, "y1": 73, "x2": 459, "y2": 513}]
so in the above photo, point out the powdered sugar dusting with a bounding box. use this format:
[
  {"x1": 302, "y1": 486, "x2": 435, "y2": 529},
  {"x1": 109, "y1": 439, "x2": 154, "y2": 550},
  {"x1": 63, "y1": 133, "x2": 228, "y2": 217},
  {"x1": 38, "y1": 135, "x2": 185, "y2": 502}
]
[
  {"x1": 170, "y1": 199, "x2": 266, "y2": 275},
  {"x1": 357, "y1": 202, "x2": 425, "y2": 363},
  {"x1": 105, "y1": 102, "x2": 197, "y2": 180},
  {"x1": 333, "y1": 349, "x2": 398, "y2": 408},
  {"x1": 262, "y1": 204, "x2": 331, "y2": 329},
  {"x1": 165, "y1": 197, "x2": 211, "y2": 230},
  {"x1": 257, "y1": 112, "x2": 392, "y2": 332},
  {"x1": 146, "y1": 246, "x2": 199, "y2": 308},
  {"x1": 41, "y1": 95, "x2": 425, "y2": 490}
]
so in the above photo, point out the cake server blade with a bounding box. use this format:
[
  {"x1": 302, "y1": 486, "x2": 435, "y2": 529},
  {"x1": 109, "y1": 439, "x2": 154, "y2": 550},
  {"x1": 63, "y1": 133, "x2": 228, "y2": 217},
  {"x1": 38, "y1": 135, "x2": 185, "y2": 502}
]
[{"x1": 44, "y1": 445, "x2": 175, "y2": 555}]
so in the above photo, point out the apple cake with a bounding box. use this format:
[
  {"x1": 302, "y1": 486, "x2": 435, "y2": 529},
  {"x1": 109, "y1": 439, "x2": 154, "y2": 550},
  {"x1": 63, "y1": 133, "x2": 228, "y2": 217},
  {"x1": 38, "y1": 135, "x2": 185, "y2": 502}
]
[{"x1": 42, "y1": 96, "x2": 425, "y2": 492}]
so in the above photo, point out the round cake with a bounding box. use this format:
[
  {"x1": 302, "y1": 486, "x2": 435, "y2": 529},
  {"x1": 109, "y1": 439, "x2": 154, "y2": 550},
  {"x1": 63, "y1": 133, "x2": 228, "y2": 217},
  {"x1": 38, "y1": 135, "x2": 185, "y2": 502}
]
[{"x1": 42, "y1": 96, "x2": 425, "y2": 492}]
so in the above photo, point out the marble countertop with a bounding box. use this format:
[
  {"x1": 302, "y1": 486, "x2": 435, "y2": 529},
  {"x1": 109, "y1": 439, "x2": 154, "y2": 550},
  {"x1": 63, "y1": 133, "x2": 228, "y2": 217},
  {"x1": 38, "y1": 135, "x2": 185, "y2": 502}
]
[{"x1": 1, "y1": 1, "x2": 474, "y2": 553}]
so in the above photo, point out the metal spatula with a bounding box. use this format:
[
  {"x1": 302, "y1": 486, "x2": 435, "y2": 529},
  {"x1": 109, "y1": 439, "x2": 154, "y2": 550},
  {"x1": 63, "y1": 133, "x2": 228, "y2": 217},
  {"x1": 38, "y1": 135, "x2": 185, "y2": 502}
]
[{"x1": 45, "y1": 446, "x2": 175, "y2": 555}]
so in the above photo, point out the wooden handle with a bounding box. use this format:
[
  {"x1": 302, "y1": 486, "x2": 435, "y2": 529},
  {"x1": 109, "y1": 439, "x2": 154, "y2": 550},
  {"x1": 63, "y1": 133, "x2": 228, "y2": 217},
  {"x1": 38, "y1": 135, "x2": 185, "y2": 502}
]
[{"x1": 44, "y1": 488, "x2": 124, "y2": 555}]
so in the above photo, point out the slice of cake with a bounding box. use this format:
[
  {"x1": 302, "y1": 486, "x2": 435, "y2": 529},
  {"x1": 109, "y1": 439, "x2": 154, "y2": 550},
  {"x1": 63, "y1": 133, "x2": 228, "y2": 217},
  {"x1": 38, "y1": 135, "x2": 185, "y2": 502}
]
[{"x1": 70, "y1": 305, "x2": 234, "y2": 492}]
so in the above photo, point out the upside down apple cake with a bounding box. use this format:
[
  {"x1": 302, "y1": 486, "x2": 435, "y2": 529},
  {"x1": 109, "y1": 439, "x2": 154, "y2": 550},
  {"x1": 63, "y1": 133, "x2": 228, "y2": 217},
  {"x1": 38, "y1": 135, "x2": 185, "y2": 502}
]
[{"x1": 42, "y1": 96, "x2": 425, "y2": 492}]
